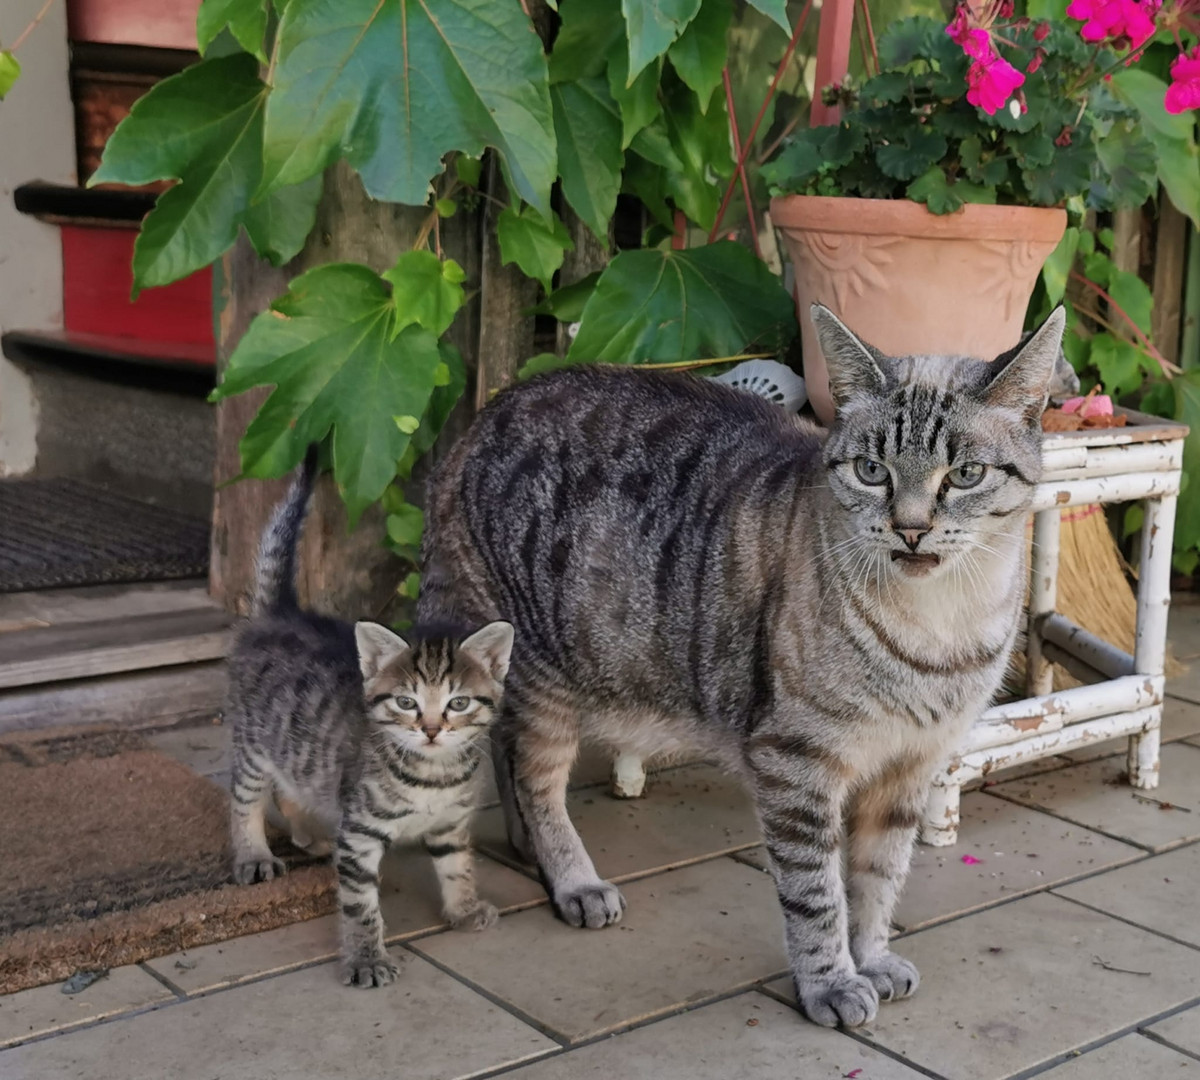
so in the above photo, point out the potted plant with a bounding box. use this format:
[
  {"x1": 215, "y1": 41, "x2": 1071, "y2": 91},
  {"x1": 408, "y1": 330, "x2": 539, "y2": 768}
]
[{"x1": 763, "y1": 1, "x2": 1200, "y2": 424}]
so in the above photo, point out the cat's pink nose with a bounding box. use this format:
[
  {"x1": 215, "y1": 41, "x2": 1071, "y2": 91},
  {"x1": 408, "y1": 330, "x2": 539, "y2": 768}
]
[
  {"x1": 894, "y1": 525, "x2": 931, "y2": 551},
  {"x1": 422, "y1": 725, "x2": 441, "y2": 742}
]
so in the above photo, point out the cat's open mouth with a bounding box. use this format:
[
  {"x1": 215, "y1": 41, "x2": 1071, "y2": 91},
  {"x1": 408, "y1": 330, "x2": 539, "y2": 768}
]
[{"x1": 891, "y1": 551, "x2": 942, "y2": 575}]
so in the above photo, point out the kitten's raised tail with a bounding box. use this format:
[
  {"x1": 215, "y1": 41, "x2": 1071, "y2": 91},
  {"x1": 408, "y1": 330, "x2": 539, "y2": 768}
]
[{"x1": 252, "y1": 443, "x2": 319, "y2": 617}]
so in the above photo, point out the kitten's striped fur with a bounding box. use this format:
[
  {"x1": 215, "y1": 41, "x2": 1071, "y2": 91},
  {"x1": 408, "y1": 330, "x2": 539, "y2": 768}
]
[
  {"x1": 226, "y1": 449, "x2": 513, "y2": 987},
  {"x1": 417, "y1": 306, "x2": 1065, "y2": 1026}
]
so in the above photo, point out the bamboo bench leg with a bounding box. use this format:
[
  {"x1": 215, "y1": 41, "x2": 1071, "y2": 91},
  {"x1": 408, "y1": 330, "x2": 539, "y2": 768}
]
[{"x1": 920, "y1": 779, "x2": 961, "y2": 847}]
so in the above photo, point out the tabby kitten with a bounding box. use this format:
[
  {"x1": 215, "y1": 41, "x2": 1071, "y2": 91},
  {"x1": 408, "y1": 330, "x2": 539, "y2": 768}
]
[
  {"x1": 227, "y1": 448, "x2": 514, "y2": 987},
  {"x1": 417, "y1": 306, "x2": 1065, "y2": 1027}
]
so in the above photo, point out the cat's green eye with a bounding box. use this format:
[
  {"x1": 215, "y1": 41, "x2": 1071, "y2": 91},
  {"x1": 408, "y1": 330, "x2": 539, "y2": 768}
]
[
  {"x1": 395, "y1": 695, "x2": 419, "y2": 711},
  {"x1": 448, "y1": 695, "x2": 471, "y2": 712},
  {"x1": 854, "y1": 458, "x2": 888, "y2": 485},
  {"x1": 947, "y1": 463, "x2": 987, "y2": 489}
]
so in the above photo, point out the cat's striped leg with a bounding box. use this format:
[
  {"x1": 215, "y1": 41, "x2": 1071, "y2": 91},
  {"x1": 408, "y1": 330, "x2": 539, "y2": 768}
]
[
  {"x1": 229, "y1": 737, "x2": 285, "y2": 884},
  {"x1": 750, "y1": 732, "x2": 877, "y2": 1028},
  {"x1": 335, "y1": 824, "x2": 395, "y2": 988},
  {"x1": 424, "y1": 818, "x2": 498, "y2": 931},
  {"x1": 846, "y1": 756, "x2": 929, "y2": 1003}
]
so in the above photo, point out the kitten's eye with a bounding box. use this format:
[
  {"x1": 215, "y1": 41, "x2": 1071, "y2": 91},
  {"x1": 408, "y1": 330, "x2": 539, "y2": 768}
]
[
  {"x1": 947, "y1": 462, "x2": 987, "y2": 488},
  {"x1": 854, "y1": 458, "x2": 888, "y2": 485},
  {"x1": 447, "y1": 696, "x2": 471, "y2": 712},
  {"x1": 394, "y1": 695, "x2": 419, "y2": 711}
]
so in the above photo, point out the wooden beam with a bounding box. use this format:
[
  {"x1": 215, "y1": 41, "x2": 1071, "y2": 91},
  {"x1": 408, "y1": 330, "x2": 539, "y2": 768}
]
[{"x1": 1152, "y1": 195, "x2": 1189, "y2": 368}]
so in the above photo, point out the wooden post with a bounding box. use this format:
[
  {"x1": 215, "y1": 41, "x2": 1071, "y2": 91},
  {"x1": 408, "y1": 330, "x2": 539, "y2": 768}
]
[
  {"x1": 809, "y1": 0, "x2": 855, "y2": 126},
  {"x1": 1152, "y1": 196, "x2": 1189, "y2": 368},
  {"x1": 555, "y1": 207, "x2": 611, "y2": 355}
]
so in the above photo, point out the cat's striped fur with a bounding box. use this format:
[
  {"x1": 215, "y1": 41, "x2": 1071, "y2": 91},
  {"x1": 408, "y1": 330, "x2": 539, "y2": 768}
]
[
  {"x1": 227, "y1": 449, "x2": 514, "y2": 987},
  {"x1": 417, "y1": 305, "x2": 1065, "y2": 1026}
]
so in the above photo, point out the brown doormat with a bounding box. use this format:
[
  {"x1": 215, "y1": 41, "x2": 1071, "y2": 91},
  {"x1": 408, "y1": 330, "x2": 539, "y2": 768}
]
[{"x1": 0, "y1": 727, "x2": 336, "y2": 996}]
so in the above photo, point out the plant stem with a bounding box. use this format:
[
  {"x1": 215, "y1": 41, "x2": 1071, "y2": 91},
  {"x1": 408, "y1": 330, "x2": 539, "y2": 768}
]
[
  {"x1": 856, "y1": 0, "x2": 879, "y2": 75},
  {"x1": 708, "y1": 0, "x2": 814, "y2": 243},
  {"x1": 722, "y1": 68, "x2": 761, "y2": 258},
  {"x1": 636, "y1": 351, "x2": 776, "y2": 369},
  {"x1": 1072, "y1": 302, "x2": 1182, "y2": 374},
  {"x1": 9, "y1": 0, "x2": 55, "y2": 53},
  {"x1": 1070, "y1": 270, "x2": 1178, "y2": 376}
]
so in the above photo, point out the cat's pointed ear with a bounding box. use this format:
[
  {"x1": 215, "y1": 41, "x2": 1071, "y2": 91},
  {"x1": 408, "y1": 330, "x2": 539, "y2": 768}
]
[
  {"x1": 810, "y1": 304, "x2": 888, "y2": 408},
  {"x1": 986, "y1": 306, "x2": 1066, "y2": 419},
  {"x1": 460, "y1": 621, "x2": 514, "y2": 684},
  {"x1": 355, "y1": 621, "x2": 410, "y2": 681}
]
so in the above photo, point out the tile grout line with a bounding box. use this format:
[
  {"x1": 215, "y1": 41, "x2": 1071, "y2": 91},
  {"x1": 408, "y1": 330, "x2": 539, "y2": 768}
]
[{"x1": 1051, "y1": 890, "x2": 1200, "y2": 953}]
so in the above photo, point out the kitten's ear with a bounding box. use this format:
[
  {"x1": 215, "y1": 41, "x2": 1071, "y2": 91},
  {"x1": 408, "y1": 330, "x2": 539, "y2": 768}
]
[
  {"x1": 985, "y1": 306, "x2": 1066, "y2": 419},
  {"x1": 460, "y1": 621, "x2": 515, "y2": 684},
  {"x1": 810, "y1": 304, "x2": 888, "y2": 408},
  {"x1": 355, "y1": 622, "x2": 410, "y2": 681}
]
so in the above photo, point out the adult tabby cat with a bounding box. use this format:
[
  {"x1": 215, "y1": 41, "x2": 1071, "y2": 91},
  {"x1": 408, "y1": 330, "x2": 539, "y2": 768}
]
[
  {"x1": 417, "y1": 304, "x2": 1064, "y2": 1027},
  {"x1": 227, "y1": 447, "x2": 513, "y2": 987}
]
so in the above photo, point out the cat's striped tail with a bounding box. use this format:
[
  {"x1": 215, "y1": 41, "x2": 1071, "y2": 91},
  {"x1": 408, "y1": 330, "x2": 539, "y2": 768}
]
[{"x1": 252, "y1": 444, "x2": 319, "y2": 617}]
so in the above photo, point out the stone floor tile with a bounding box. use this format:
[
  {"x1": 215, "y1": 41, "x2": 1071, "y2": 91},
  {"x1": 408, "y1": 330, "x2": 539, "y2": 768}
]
[
  {"x1": 765, "y1": 892, "x2": 1200, "y2": 1080},
  {"x1": 0, "y1": 950, "x2": 555, "y2": 1080},
  {"x1": 1147, "y1": 1003, "x2": 1200, "y2": 1057},
  {"x1": 1055, "y1": 843, "x2": 1200, "y2": 948},
  {"x1": 1167, "y1": 603, "x2": 1200, "y2": 704},
  {"x1": 476, "y1": 763, "x2": 760, "y2": 882},
  {"x1": 412, "y1": 858, "x2": 787, "y2": 1044},
  {"x1": 1036, "y1": 1033, "x2": 1200, "y2": 1077},
  {"x1": 500, "y1": 992, "x2": 928, "y2": 1079},
  {"x1": 730, "y1": 794, "x2": 1141, "y2": 932},
  {"x1": 0, "y1": 965, "x2": 174, "y2": 1050},
  {"x1": 145, "y1": 851, "x2": 546, "y2": 993},
  {"x1": 988, "y1": 742, "x2": 1200, "y2": 852},
  {"x1": 1058, "y1": 698, "x2": 1200, "y2": 765},
  {"x1": 147, "y1": 720, "x2": 230, "y2": 777}
]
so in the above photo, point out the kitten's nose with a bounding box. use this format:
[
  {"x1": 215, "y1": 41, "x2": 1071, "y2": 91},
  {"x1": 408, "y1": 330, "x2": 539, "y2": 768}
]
[
  {"x1": 422, "y1": 724, "x2": 442, "y2": 742},
  {"x1": 894, "y1": 524, "x2": 931, "y2": 551}
]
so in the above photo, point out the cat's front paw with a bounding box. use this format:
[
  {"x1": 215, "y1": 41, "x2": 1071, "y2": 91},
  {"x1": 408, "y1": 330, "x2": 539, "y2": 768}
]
[
  {"x1": 857, "y1": 951, "x2": 920, "y2": 1002},
  {"x1": 554, "y1": 881, "x2": 625, "y2": 929},
  {"x1": 340, "y1": 952, "x2": 400, "y2": 988},
  {"x1": 796, "y1": 972, "x2": 879, "y2": 1028},
  {"x1": 450, "y1": 900, "x2": 499, "y2": 932},
  {"x1": 233, "y1": 854, "x2": 286, "y2": 884}
]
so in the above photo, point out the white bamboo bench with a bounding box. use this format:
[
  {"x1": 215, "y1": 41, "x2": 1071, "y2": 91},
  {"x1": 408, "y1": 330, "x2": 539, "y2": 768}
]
[{"x1": 920, "y1": 411, "x2": 1188, "y2": 845}]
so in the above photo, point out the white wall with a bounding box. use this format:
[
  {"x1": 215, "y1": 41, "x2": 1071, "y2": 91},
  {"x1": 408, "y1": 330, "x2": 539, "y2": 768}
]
[{"x1": 0, "y1": 0, "x2": 75, "y2": 476}]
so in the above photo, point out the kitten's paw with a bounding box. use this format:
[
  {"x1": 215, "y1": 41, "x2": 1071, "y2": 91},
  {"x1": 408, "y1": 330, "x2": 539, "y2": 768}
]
[
  {"x1": 858, "y1": 952, "x2": 920, "y2": 1002},
  {"x1": 796, "y1": 972, "x2": 879, "y2": 1029},
  {"x1": 340, "y1": 953, "x2": 400, "y2": 989},
  {"x1": 450, "y1": 900, "x2": 499, "y2": 932},
  {"x1": 233, "y1": 854, "x2": 286, "y2": 884},
  {"x1": 554, "y1": 881, "x2": 626, "y2": 929}
]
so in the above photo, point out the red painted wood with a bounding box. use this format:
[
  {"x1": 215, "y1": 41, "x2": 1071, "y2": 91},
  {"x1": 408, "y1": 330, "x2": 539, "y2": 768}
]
[
  {"x1": 62, "y1": 226, "x2": 214, "y2": 355},
  {"x1": 67, "y1": 0, "x2": 200, "y2": 50},
  {"x1": 810, "y1": 0, "x2": 857, "y2": 126}
]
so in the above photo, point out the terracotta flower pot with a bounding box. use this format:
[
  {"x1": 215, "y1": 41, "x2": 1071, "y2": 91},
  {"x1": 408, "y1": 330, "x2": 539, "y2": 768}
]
[{"x1": 769, "y1": 195, "x2": 1067, "y2": 425}]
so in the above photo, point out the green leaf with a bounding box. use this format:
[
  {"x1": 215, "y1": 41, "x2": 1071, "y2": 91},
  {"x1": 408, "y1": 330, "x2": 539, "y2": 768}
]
[
  {"x1": 411, "y1": 342, "x2": 467, "y2": 458},
  {"x1": 1022, "y1": 143, "x2": 1093, "y2": 207},
  {"x1": 211, "y1": 263, "x2": 442, "y2": 525},
  {"x1": 667, "y1": 0, "x2": 730, "y2": 112},
  {"x1": 197, "y1": 0, "x2": 268, "y2": 61},
  {"x1": 550, "y1": 0, "x2": 623, "y2": 83},
  {"x1": 1041, "y1": 227, "x2": 1079, "y2": 307},
  {"x1": 1153, "y1": 135, "x2": 1200, "y2": 229},
  {"x1": 1122, "y1": 503, "x2": 1144, "y2": 540},
  {"x1": 1110, "y1": 69, "x2": 1195, "y2": 142},
  {"x1": 621, "y1": 0, "x2": 702, "y2": 82},
  {"x1": 381, "y1": 250, "x2": 467, "y2": 338},
  {"x1": 744, "y1": 0, "x2": 790, "y2": 31},
  {"x1": 1082, "y1": 250, "x2": 1112, "y2": 288},
  {"x1": 435, "y1": 198, "x2": 457, "y2": 217},
  {"x1": 1107, "y1": 268, "x2": 1153, "y2": 337},
  {"x1": 397, "y1": 570, "x2": 422, "y2": 598},
  {"x1": 1175, "y1": 372, "x2": 1200, "y2": 552},
  {"x1": 0, "y1": 51, "x2": 21, "y2": 100},
  {"x1": 1089, "y1": 334, "x2": 1141, "y2": 399},
  {"x1": 567, "y1": 242, "x2": 796, "y2": 364},
  {"x1": 861, "y1": 71, "x2": 909, "y2": 105},
  {"x1": 517, "y1": 351, "x2": 581, "y2": 381},
  {"x1": 906, "y1": 166, "x2": 962, "y2": 215},
  {"x1": 386, "y1": 503, "x2": 425, "y2": 547},
  {"x1": 551, "y1": 78, "x2": 624, "y2": 241},
  {"x1": 1140, "y1": 380, "x2": 1175, "y2": 419},
  {"x1": 262, "y1": 0, "x2": 556, "y2": 217},
  {"x1": 760, "y1": 128, "x2": 828, "y2": 191},
  {"x1": 496, "y1": 205, "x2": 574, "y2": 292},
  {"x1": 1094, "y1": 120, "x2": 1158, "y2": 210},
  {"x1": 91, "y1": 54, "x2": 268, "y2": 295},
  {"x1": 875, "y1": 128, "x2": 948, "y2": 181},
  {"x1": 530, "y1": 272, "x2": 602, "y2": 321},
  {"x1": 242, "y1": 174, "x2": 323, "y2": 267},
  {"x1": 607, "y1": 48, "x2": 662, "y2": 146},
  {"x1": 661, "y1": 81, "x2": 732, "y2": 230},
  {"x1": 455, "y1": 155, "x2": 482, "y2": 188}
]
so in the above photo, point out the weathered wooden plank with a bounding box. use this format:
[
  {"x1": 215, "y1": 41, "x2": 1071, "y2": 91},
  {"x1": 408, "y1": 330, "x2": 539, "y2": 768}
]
[
  {"x1": 0, "y1": 579, "x2": 215, "y2": 630},
  {"x1": 1152, "y1": 195, "x2": 1189, "y2": 367},
  {"x1": 555, "y1": 206, "x2": 611, "y2": 356}
]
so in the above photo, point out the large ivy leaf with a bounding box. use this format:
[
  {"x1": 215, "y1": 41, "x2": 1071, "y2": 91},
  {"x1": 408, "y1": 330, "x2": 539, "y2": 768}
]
[
  {"x1": 496, "y1": 205, "x2": 573, "y2": 292},
  {"x1": 607, "y1": 48, "x2": 662, "y2": 147},
  {"x1": 262, "y1": 0, "x2": 556, "y2": 216},
  {"x1": 667, "y1": 0, "x2": 730, "y2": 112},
  {"x1": 551, "y1": 78, "x2": 624, "y2": 240},
  {"x1": 1089, "y1": 335, "x2": 1141, "y2": 399},
  {"x1": 211, "y1": 263, "x2": 442, "y2": 525},
  {"x1": 242, "y1": 174, "x2": 323, "y2": 266},
  {"x1": 549, "y1": 0, "x2": 622, "y2": 82},
  {"x1": 1041, "y1": 226, "x2": 1079, "y2": 306},
  {"x1": 1106, "y1": 268, "x2": 1153, "y2": 336},
  {"x1": 661, "y1": 79, "x2": 732, "y2": 229},
  {"x1": 381, "y1": 250, "x2": 467, "y2": 338},
  {"x1": 567, "y1": 242, "x2": 796, "y2": 363},
  {"x1": 744, "y1": 0, "x2": 790, "y2": 30},
  {"x1": 1093, "y1": 120, "x2": 1158, "y2": 209},
  {"x1": 621, "y1": 0, "x2": 702, "y2": 82},
  {"x1": 197, "y1": 0, "x2": 269, "y2": 60}
]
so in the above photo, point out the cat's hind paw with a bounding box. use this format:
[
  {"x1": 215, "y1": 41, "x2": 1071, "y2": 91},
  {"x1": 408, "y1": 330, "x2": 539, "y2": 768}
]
[
  {"x1": 450, "y1": 900, "x2": 499, "y2": 932},
  {"x1": 233, "y1": 854, "x2": 286, "y2": 884},
  {"x1": 858, "y1": 952, "x2": 920, "y2": 1002},
  {"x1": 796, "y1": 972, "x2": 879, "y2": 1028},
  {"x1": 553, "y1": 881, "x2": 625, "y2": 929},
  {"x1": 341, "y1": 953, "x2": 400, "y2": 988}
]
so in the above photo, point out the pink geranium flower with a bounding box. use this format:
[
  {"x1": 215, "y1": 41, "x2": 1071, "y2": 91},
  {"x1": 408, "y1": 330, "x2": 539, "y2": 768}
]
[
  {"x1": 967, "y1": 54, "x2": 1026, "y2": 114},
  {"x1": 1065, "y1": 0, "x2": 1157, "y2": 49},
  {"x1": 1165, "y1": 45, "x2": 1200, "y2": 113},
  {"x1": 945, "y1": 9, "x2": 995, "y2": 60}
]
